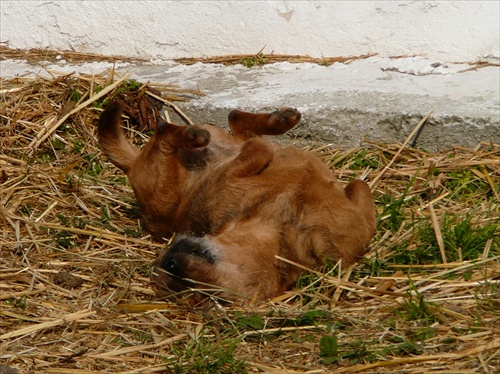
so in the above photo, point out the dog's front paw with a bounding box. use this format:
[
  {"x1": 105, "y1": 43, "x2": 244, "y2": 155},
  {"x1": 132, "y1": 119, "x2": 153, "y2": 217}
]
[
  {"x1": 182, "y1": 127, "x2": 211, "y2": 149},
  {"x1": 269, "y1": 108, "x2": 301, "y2": 133}
]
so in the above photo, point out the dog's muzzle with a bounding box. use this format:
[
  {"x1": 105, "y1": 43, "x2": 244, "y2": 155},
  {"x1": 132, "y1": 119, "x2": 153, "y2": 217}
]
[{"x1": 150, "y1": 235, "x2": 218, "y2": 293}]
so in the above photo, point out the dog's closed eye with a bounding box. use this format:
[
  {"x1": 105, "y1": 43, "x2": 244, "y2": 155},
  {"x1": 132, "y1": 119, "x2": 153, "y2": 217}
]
[{"x1": 169, "y1": 236, "x2": 218, "y2": 264}]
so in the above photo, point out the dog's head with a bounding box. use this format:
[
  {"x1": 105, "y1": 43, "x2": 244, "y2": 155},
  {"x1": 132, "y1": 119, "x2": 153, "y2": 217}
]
[{"x1": 150, "y1": 218, "x2": 301, "y2": 301}]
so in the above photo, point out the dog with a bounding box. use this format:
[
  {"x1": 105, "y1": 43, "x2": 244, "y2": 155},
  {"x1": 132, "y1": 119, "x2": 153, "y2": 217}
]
[{"x1": 98, "y1": 101, "x2": 375, "y2": 300}]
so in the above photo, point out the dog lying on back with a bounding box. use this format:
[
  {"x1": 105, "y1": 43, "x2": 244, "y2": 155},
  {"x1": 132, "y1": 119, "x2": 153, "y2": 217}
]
[{"x1": 98, "y1": 101, "x2": 375, "y2": 300}]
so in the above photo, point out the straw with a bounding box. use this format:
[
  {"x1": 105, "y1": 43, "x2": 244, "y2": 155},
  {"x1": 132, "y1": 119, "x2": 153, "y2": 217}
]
[{"x1": 0, "y1": 65, "x2": 498, "y2": 373}]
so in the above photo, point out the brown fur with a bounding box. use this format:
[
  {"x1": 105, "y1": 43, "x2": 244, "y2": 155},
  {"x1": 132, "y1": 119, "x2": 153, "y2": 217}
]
[{"x1": 98, "y1": 101, "x2": 375, "y2": 301}]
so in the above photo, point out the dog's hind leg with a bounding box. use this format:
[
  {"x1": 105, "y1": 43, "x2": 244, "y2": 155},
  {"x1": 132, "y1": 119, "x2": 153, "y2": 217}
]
[
  {"x1": 344, "y1": 180, "x2": 376, "y2": 236},
  {"x1": 228, "y1": 108, "x2": 301, "y2": 140}
]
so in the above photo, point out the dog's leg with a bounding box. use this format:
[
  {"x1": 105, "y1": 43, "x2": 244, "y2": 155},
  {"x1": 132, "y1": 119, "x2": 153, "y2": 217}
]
[
  {"x1": 155, "y1": 118, "x2": 211, "y2": 150},
  {"x1": 151, "y1": 119, "x2": 213, "y2": 169},
  {"x1": 174, "y1": 126, "x2": 212, "y2": 169},
  {"x1": 225, "y1": 138, "x2": 274, "y2": 177},
  {"x1": 179, "y1": 126, "x2": 211, "y2": 149},
  {"x1": 344, "y1": 180, "x2": 376, "y2": 235},
  {"x1": 98, "y1": 101, "x2": 140, "y2": 173},
  {"x1": 228, "y1": 108, "x2": 301, "y2": 140}
]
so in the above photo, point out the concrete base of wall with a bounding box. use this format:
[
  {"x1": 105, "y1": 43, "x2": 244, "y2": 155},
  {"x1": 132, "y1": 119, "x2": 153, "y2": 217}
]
[{"x1": 2, "y1": 56, "x2": 499, "y2": 151}]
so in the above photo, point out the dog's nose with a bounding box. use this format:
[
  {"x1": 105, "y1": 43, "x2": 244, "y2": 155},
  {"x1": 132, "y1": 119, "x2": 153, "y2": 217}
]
[{"x1": 160, "y1": 256, "x2": 179, "y2": 274}]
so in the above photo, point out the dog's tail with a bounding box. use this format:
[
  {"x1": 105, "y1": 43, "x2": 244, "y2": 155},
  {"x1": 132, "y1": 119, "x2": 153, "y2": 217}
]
[
  {"x1": 344, "y1": 180, "x2": 376, "y2": 236},
  {"x1": 98, "y1": 101, "x2": 139, "y2": 174}
]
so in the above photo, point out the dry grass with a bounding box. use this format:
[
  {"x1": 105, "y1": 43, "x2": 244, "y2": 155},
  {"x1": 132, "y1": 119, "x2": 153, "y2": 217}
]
[
  {"x1": 3, "y1": 46, "x2": 499, "y2": 71},
  {"x1": 0, "y1": 45, "x2": 374, "y2": 67},
  {"x1": 0, "y1": 65, "x2": 499, "y2": 374},
  {"x1": 0, "y1": 46, "x2": 148, "y2": 64}
]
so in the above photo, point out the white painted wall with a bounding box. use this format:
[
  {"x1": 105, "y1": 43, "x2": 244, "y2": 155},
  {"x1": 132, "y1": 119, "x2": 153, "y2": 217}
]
[{"x1": 1, "y1": 1, "x2": 498, "y2": 62}]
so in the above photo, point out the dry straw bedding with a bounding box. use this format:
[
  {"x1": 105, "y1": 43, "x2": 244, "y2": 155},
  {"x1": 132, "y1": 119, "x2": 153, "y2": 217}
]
[{"x1": 0, "y1": 61, "x2": 498, "y2": 373}]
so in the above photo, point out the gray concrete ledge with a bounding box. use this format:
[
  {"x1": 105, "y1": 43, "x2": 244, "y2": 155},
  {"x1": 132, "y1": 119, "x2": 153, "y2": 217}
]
[
  {"x1": 2, "y1": 56, "x2": 499, "y2": 150},
  {"x1": 124, "y1": 57, "x2": 499, "y2": 151}
]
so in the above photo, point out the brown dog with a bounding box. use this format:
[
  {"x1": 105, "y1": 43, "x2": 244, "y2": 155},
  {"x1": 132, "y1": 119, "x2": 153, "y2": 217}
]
[{"x1": 98, "y1": 101, "x2": 375, "y2": 300}]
